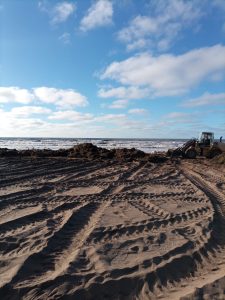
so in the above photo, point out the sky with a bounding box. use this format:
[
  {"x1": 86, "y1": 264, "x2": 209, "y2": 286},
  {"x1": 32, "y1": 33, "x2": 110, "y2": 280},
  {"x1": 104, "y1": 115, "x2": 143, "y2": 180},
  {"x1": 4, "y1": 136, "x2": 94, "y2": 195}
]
[{"x1": 0, "y1": 0, "x2": 225, "y2": 139}]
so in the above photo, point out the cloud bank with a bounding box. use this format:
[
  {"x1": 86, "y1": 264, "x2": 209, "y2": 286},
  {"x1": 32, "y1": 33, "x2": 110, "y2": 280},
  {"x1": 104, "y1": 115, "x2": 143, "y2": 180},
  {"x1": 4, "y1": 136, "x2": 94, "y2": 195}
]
[{"x1": 101, "y1": 44, "x2": 225, "y2": 96}]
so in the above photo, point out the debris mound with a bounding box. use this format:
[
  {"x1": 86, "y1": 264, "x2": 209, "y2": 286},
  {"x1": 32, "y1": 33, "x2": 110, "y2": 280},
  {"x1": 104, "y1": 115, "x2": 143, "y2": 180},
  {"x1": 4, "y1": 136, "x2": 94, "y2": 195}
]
[
  {"x1": 0, "y1": 143, "x2": 167, "y2": 162},
  {"x1": 112, "y1": 147, "x2": 146, "y2": 161},
  {"x1": 68, "y1": 143, "x2": 113, "y2": 160},
  {"x1": 211, "y1": 153, "x2": 225, "y2": 164},
  {"x1": 148, "y1": 153, "x2": 168, "y2": 163}
]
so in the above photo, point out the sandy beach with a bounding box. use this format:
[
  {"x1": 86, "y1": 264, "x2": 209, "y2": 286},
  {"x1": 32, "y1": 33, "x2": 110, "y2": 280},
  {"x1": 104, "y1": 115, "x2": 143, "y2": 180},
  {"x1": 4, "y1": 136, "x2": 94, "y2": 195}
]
[{"x1": 0, "y1": 147, "x2": 225, "y2": 300}]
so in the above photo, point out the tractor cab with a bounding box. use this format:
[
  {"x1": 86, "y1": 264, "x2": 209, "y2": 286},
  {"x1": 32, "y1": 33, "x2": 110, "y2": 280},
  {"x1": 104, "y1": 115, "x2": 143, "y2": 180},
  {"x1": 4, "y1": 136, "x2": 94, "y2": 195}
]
[{"x1": 198, "y1": 132, "x2": 214, "y2": 146}]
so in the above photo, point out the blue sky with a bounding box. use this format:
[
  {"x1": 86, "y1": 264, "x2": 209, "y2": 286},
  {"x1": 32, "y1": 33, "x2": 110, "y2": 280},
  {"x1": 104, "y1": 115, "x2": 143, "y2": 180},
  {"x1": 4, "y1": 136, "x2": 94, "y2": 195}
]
[{"x1": 0, "y1": 0, "x2": 225, "y2": 138}]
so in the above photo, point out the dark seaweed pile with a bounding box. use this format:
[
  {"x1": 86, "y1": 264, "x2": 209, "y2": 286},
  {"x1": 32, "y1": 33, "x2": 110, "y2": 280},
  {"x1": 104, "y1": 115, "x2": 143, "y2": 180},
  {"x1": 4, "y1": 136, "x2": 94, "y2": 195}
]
[{"x1": 0, "y1": 143, "x2": 168, "y2": 163}]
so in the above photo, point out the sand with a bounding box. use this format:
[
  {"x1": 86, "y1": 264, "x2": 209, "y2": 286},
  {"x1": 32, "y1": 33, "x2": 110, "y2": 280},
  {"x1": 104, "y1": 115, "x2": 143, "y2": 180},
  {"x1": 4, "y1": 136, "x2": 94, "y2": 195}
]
[{"x1": 0, "y1": 155, "x2": 225, "y2": 299}]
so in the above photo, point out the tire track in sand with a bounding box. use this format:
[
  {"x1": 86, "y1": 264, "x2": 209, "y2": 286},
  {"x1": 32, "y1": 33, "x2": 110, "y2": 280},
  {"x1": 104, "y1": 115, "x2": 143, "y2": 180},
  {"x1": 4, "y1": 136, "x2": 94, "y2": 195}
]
[
  {"x1": 180, "y1": 164, "x2": 225, "y2": 245},
  {"x1": 4, "y1": 201, "x2": 110, "y2": 289}
]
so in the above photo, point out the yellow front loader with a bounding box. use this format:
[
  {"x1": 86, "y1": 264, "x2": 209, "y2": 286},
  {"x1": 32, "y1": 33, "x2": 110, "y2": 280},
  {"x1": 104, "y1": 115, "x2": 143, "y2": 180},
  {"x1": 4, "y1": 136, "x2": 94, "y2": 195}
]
[{"x1": 168, "y1": 132, "x2": 225, "y2": 159}]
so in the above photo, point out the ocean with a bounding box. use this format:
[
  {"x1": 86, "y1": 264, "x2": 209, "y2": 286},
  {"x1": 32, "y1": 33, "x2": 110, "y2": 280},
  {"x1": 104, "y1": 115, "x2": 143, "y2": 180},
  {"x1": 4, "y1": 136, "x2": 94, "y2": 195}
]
[{"x1": 0, "y1": 138, "x2": 186, "y2": 153}]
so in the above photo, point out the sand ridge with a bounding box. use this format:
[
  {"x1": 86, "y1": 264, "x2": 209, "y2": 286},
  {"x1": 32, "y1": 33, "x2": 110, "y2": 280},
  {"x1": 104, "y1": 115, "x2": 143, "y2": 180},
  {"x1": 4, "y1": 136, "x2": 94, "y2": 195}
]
[{"x1": 0, "y1": 156, "x2": 225, "y2": 299}]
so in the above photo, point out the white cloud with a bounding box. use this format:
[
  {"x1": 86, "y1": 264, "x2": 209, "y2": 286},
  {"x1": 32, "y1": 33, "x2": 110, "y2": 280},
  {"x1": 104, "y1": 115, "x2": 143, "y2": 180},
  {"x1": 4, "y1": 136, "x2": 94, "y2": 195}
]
[
  {"x1": 49, "y1": 111, "x2": 131, "y2": 129},
  {"x1": 0, "y1": 87, "x2": 34, "y2": 104},
  {"x1": 157, "y1": 112, "x2": 199, "y2": 128},
  {"x1": 166, "y1": 112, "x2": 192, "y2": 120},
  {"x1": 39, "y1": 1, "x2": 75, "y2": 25},
  {"x1": 38, "y1": 1, "x2": 48, "y2": 12},
  {"x1": 80, "y1": 0, "x2": 113, "y2": 32},
  {"x1": 119, "y1": 119, "x2": 149, "y2": 130},
  {"x1": 34, "y1": 87, "x2": 88, "y2": 108},
  {"x1": 52, "y1": 2, "x2": 75, "y2": 24},
  {"x1": 0, "y1": 103, "x2": 153, "y2": 138},
  {"x1": 117, "y1": 15, "x2": 158, "y2": 51},
  {"x1": 117, "y1": 0, "x2": 203, "y2": 51},
  {"x1": 0, "y1": 108, "x2": 47, "y2": 136},
  {"x1": 59, "y1": 32, "x2": 71, "y2": 44},
  {"x1": 11, "y1": 106, "x2": 51, "y2": 117},
  {"x1": 128, "y1": 108, "x2": 148, "y2": 115},
  {"x1": 126, "y1": 38, "x2": 148, "y2": 51},
  {"x1": 96, "y1": 113, "x2": 126, "y2": 122},
  {"x1": 98, "y1": 86, "x2": 149, "y2": 99},
  {"x1": 182, "y1": 92, "x2": 225, "y2": 107},
  {"x1": 152, "y1": 0, "x2": 202, "y2": 22},
  {"x1": 109, "y1": 99, "x2": 128, "y2": 109},
  {"x1": 0, "y1": 106, "x2": 51, "y2": 130},
  {"x1": 0, "y1": 108, "x2": 130, "y2": 137},
  {"x1": 49, "y1": 111, "x2": 135, "y2": 129},
  {"x1": 48, "y1": 110, "x2": 93, "y2": 121},
  {"x1": 99, "y1": 85, "x2": 149, "y2": 110},
  {"x1": 101, "y1": 45, "x2": 225, "y2": 96},
  {"x1": 94, "y1": 113, "x2": 150, "y2": 132},
  {"x1": 0, "y1": 86, "x2": 88, "y2": 108}
]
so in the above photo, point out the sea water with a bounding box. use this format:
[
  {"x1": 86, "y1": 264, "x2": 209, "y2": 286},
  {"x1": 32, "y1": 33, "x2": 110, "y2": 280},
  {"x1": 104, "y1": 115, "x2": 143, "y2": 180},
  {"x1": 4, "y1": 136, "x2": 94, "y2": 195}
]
[{"x1": 0, "y1": 138, "x2": 186, "y2": 153}]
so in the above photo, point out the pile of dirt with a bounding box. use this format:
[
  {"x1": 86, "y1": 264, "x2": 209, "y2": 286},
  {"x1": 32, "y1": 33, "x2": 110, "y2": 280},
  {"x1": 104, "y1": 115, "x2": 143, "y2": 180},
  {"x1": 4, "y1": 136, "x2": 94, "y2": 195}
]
[
  {"x1": 0, "y1": 148, "x2": 18, "y2": 157},
  {"x1": 211, "y1": 153, "x2": 225, "y2": 164},
  {"x1": 0, "y1": 148, "x2": 69, "y2": 158},
  {"x1": 68, "y1": 144, "x2": 148, "y2": 161},
  {"x1": 68, "y1": 143, "x2": 113, "y2": 160},
  {"x1": 111, "y1": 147, "x2": 146, "y2": 161},
  {"x1": 148, "y1": 153, "x2": 168, "y2": 163},
  {"x1": 0, "y1": 143, "x2": 168, "y2": 162}
]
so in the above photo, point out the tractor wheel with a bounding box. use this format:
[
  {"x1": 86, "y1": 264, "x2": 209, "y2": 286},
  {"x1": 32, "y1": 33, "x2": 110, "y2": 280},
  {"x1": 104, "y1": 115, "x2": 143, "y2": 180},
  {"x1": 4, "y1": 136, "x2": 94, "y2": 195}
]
[{"x1": 185, "y1": 148, "x2": 197, "y2": 159}]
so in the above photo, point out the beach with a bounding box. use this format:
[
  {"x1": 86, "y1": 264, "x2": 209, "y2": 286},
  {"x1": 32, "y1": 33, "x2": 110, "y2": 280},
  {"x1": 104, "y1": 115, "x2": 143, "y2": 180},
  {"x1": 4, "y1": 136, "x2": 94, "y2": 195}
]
[{"x1": 0, "y1": 145, "x2": 225, "y2": 300}]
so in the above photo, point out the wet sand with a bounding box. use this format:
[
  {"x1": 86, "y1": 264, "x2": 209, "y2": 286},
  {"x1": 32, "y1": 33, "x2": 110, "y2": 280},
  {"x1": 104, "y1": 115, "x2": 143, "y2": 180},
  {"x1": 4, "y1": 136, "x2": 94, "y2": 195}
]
[{"x1": 0, "y1": 155, "x2": 225, "y2": 299}]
